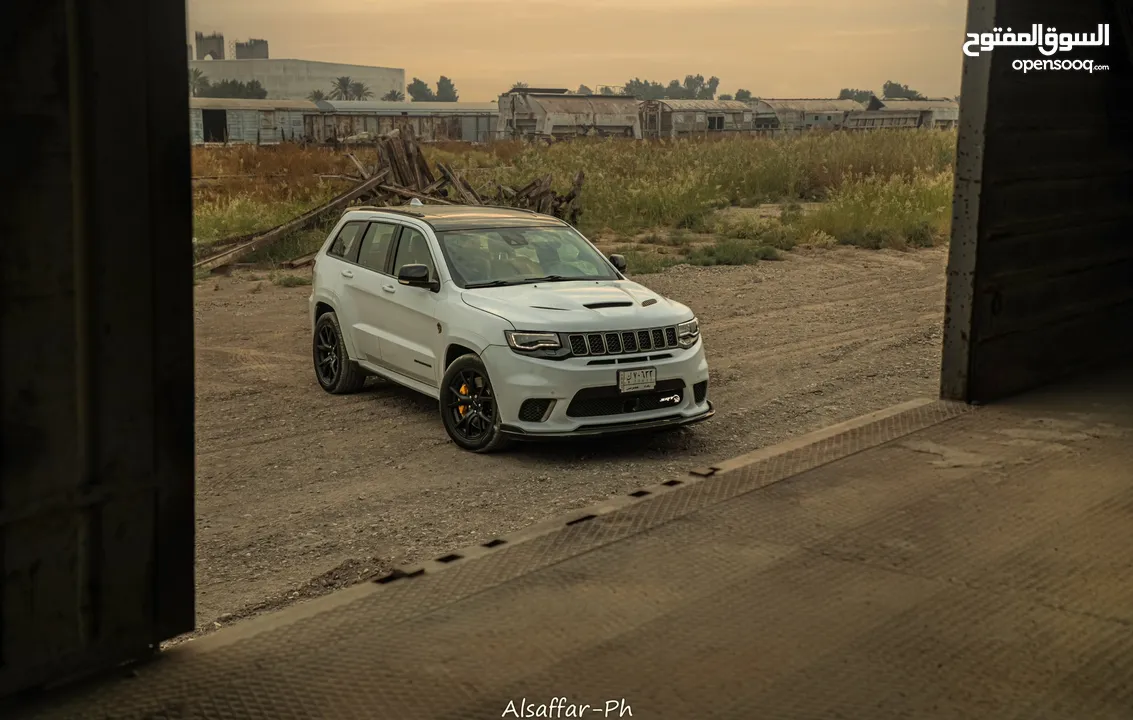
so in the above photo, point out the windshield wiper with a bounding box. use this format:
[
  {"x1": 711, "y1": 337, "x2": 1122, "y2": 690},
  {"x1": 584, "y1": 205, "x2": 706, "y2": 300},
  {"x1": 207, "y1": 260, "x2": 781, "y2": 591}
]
[
  {"x1": 465, "y1": 275, "x2": 586, "y2": 289},
  {"x1": 518, "y1": 275, "x2": 576, "y2": 284},
  {"x1": 465, "y1": 279, "x2": 519, "y2": 288}
]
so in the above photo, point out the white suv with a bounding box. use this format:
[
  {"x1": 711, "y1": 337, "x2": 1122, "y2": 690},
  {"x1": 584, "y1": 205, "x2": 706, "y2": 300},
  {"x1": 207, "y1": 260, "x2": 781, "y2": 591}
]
[{"x1": 309, "y1": 205, "x2": 712, "y2": 452}]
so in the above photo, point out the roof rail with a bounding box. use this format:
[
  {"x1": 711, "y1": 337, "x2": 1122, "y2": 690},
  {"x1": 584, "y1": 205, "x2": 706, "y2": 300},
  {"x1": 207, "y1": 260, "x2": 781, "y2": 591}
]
[
  {"x1": 479, "y1": 204, "x2": 543, "y2": 216},
  {"x1": 344, "y1": 206, "x2": 425, "y2": 218}
]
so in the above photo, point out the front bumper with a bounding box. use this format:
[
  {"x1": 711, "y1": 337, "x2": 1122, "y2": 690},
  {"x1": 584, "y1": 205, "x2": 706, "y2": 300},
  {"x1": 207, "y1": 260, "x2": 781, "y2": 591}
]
[
  {"x1": 501, "y1": 402, "x2": 714, "y2": 440},
  {"x1": 481, "y1": 340, "x2": 712, "y2": 438}
]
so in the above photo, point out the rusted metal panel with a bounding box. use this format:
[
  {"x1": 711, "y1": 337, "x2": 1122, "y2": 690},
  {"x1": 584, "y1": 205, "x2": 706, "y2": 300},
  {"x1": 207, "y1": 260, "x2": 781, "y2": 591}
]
[
  {"x1": 499, "y1": 93, "x2": 642, "y2": 138},
  {"x1": 656, "y1": 99, "x2": 751, "y2": 113},
  {"x1": 841, "y1": 110, "x2": 922, "y2": 130}
]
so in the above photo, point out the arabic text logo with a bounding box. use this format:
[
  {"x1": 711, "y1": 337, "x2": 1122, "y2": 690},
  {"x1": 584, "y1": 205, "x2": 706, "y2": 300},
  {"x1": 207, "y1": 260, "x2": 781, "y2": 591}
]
[{"x1": 963, "y1": 24, "x2": 1110, "y2": 58}]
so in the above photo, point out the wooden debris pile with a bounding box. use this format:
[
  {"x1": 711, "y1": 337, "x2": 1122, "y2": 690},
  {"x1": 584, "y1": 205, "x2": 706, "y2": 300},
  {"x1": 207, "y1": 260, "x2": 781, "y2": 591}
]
[
  {"x1": 194, "y1": 131, "x2": 585, "y2": 272},
  {"x1": 345, "y1": 131, "x2": 584, "y2": 225}
]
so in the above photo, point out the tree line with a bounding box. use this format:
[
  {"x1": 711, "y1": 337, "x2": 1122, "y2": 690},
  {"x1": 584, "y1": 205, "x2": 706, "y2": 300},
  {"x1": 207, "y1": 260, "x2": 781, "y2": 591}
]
[
  {"x1": 189, "y1": 69, "x2": 948, "y2": 105},
  {"x1": 836, "y1": 81, "x2": 959, "y2": 104}
]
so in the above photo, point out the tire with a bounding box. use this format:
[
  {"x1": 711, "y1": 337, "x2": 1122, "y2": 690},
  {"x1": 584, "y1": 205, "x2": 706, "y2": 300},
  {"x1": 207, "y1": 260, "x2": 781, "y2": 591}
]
[
  {"x1": 312, "y1": 311, "x2": 366, "y2": 395},
  {"x1": 440, "y1": 354, "x2": 512, "y2": 453}
]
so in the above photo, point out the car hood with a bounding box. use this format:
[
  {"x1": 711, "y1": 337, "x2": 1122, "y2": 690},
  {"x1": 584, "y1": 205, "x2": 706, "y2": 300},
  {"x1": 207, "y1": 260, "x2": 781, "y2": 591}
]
[{"x1": 461, "y1": 280, "x2": 693, "y2": 332}]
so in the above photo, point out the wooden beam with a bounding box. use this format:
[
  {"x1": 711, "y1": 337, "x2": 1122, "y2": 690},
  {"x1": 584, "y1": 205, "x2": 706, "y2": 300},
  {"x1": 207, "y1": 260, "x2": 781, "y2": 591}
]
[{"x1": 193, "y1": 168, "x2": 390, "y2": 272}]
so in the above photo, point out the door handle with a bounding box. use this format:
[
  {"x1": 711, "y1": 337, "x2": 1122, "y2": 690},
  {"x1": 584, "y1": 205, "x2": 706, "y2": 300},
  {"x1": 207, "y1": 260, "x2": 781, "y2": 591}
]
[
  {"x1": 341, "y1": 270, "x2": 354, "y2": 278},
  {"x1": 381, "y1": 285, "x2": 396, "y2": 293}
]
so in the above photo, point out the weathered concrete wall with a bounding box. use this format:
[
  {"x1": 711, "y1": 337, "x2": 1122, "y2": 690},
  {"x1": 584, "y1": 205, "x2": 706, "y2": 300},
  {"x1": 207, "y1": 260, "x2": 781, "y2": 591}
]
[
  {"x1": 195, "y1": 31, "x2": 225, "y2": 60},
  {"x1": 942, "y1": 0, "x2": 1133, "y2": 401},
  {"x1": 189, "y1": 59, "x2": 404, "y2": 101},
  {"x1": 1, "y1": 0, "x2": 195, "y2": 699},
  {"x1": 235, "y1": 39, "x2": 269, "y2": 60}
]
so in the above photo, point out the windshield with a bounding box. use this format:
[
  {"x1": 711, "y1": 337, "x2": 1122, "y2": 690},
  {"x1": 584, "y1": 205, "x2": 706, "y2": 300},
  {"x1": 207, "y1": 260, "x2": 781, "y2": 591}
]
[{"x1": 436, "y1": 226, "x2": 619, "y2": 288}]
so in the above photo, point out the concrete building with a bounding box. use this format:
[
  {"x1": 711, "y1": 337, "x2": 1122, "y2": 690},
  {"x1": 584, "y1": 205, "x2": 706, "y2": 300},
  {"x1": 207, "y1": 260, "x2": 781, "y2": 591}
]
[
  {"x1": 640, "y1": 99, "x2": 753, "y2": 138},
  {"x1": 188, "y1": 58, "x2": 405, "y2": 102},
  {"x1": 867, "y1": 96, "x2": 960, "y2": 129},
  {"x1": 194, "y1": 31, "x2": 224, "y2": 60},
  {"x1": 497, "y1": 89, "x2": 642, "y2": 139},
  {"x1": 235, "y1": 38, "x2": 269, "y2": 59},
  {"x1": 748, "y1": 98, "x2": 865, "y2": 131},
  {"x1": 311, "y1": 100, "x2": 499, "y2": 143}
]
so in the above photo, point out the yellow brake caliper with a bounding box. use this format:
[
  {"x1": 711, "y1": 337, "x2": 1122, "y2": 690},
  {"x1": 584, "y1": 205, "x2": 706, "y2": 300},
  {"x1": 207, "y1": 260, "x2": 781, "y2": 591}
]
[{"x1": 457, "y1": 383, "x2": 469, "y2": 417}]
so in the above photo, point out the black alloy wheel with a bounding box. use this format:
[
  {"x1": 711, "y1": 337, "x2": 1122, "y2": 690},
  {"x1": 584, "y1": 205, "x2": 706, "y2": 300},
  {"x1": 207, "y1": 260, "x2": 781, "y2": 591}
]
[
  {"x1": 440, "y1": 354, "x2": 511, "y2": 452},
  {"x1": 312, "y1": 311, "x2": 366, "y2": 394}
]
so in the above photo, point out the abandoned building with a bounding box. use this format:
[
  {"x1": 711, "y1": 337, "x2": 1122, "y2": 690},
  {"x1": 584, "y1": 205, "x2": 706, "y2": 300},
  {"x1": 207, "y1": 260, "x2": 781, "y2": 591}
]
[
  {"x1": 188, "y1": 98, "x2": 500, "y2": 145},
  {"x1": 189, "y1": 98, "x2": 314, "y2": 144},
  {"x1": 866, "y1": 96, "x2": 961, "y2": 129},
  {"x1": 235, "y1": 38, "x2": 269, "y2": 60},
  {"x1": 496, "y1": 89, "x2": 643, "y2": 139},
  {"x1": 308, "y1": 100, "x2": 500, "y2": 143},
  {"x1": 640, "y1": 99, "x2": 754, "y2": 138},
  {"x1": 840, "y1": 109, "x2": 924, "y2": 131},
  {"x1": 747, "y1": 98, "x2": 865, "y2": 131},
  {"x1": 194, "y1": 31, "x2": 225, "y2": 60}
]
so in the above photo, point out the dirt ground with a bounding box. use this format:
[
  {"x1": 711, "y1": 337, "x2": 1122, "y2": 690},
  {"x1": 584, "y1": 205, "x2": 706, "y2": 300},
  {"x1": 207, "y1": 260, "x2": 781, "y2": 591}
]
[{"x1": 191, "y1": 246, "x2": 948, "y2": 634}]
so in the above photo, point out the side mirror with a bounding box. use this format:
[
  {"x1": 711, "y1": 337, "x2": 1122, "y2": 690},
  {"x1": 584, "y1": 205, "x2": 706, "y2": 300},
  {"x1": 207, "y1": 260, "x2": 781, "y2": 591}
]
[
  {"x1": 397, "y1": 264, "x2": 436, "y2": 290},
  {"x1": 609, "y1": 254, "x2": 627, "y2": 273}
]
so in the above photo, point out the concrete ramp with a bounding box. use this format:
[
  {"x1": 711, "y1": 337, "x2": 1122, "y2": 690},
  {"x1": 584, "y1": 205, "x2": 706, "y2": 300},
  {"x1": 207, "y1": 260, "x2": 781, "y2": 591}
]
[{"x1": 15, "y1": 369, "x2": 1133, "y2": 719}]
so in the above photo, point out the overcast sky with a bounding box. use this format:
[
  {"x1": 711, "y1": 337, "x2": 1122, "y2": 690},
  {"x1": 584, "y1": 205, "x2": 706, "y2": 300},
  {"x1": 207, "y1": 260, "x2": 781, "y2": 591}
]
[{"x1": 187, "y1": 0, "x2": 968, "y2": 101}]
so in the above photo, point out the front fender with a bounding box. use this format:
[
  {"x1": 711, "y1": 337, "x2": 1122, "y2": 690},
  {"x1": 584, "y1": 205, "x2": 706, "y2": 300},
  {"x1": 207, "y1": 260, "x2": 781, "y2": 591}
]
[{"x1": 439, "y1": 302, "x2": 514, "y2": 370}]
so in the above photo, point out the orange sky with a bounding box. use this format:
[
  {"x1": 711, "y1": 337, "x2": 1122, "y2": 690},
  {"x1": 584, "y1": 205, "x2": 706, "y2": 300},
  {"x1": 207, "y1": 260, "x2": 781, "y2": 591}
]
[{"x1": 187, "y1": 0, "x2": 968, "y2": 101}]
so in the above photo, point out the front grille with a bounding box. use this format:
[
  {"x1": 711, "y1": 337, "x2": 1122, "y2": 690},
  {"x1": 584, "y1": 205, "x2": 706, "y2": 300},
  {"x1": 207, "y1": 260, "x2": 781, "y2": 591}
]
[
  {"x1": 568, "y1": 325, "x2": 680, "y2": 357},
  {"x1": 566, "y1": 380, "x2": 685, "y2": 418},
  {"x1": 587, "y1": 334, "x2": 605, "y2": 355},
  {"x1": 693, "y1": 380, "x2": 708, "y2": 404},
  {"x1": 518, "y1": 399, "x2": 553, "y2": 422}
]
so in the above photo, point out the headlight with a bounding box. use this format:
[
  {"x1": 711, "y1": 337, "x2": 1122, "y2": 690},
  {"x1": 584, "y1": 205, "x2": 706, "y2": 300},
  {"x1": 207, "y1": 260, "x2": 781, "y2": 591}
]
[
  {"x1": 505, "y1": 331, "x2": 562, "y2": 352},
  {"x1": 677, "y1": 318, "x2": 700, "y2": 348}
]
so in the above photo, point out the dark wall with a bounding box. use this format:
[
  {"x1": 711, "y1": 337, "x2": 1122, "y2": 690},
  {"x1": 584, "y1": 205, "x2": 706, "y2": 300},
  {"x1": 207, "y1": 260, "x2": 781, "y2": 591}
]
[
  {"x1": 0, "y1": 0, "x2": 194, "y2": 699},
  {"x1": 942, "y1": 0, "x2": 1133, "y2": 402}
]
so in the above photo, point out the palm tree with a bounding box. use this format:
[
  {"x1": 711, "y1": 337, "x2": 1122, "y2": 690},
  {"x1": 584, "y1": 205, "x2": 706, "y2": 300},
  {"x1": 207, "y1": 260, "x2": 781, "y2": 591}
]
[
  {"x1": 381, "y1": 89, "x2": 405, "y2": 102},
  {"x1": 348, "y1": 81, "x2": 374, "y2": 101},
  {"x1": 189, "y1": 68, "x2": 209, "y2": 97},
  {"x1": 511, "y1": 81, "x2": 529, "y2": 90},
  {"x1": 307, "y1": 89, "x2": 327, "y2": 102},
  {"x1": 328, "y1": 76, "x2": 353, "y2": 101}
]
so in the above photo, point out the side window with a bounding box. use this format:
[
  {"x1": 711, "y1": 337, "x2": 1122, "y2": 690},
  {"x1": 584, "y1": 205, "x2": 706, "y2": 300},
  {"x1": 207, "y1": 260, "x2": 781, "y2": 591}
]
[
  {"x1": 327, "y1": 222, "x2": 365, "y2": 261},
  {"x1": 356, "y1": 222, "x2": 398, "y2": 272},
  {"x1": 392, "y1": 228, "x2": 436, "y2": 279}
]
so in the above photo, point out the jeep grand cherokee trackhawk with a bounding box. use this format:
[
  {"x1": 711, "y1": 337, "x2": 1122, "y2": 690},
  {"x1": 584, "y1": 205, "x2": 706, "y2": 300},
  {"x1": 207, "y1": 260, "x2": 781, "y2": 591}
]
[{"x1": 309, "y1": 205, "x2": 712, "y2": 452}]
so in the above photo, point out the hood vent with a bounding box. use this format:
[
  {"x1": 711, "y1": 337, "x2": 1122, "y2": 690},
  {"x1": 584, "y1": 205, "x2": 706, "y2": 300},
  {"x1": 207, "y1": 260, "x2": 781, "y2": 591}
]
[
  {"x1": 584, "y1": 301, "x2": 634, "y2": 309},
  {"x1": 641, "y1": 298, "x2": 658, "y2": 307}
]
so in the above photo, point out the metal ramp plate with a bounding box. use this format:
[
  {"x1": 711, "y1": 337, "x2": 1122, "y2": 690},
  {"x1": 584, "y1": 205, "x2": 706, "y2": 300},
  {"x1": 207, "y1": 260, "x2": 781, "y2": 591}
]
[{"x1": 13, "y1": 371, "x2": 1133, "y2": 720}]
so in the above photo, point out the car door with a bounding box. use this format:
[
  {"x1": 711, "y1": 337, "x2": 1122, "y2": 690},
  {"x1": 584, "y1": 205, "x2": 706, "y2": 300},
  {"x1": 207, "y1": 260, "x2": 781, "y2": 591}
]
[
  {"x1": 344, "y1": 221, "x2": 399, "y2": 367},
  {"x1": 318, "y1": 220, "x2": 367, "y2": 350},
  {"x1": 380, "y1": 226, "x2": 442, "y2": 386}
]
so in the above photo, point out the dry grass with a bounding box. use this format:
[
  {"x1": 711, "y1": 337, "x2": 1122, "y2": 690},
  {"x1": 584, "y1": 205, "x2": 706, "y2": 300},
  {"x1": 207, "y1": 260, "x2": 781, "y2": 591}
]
[{"x1": 193, "y1": 131, "x2": 958, "y2": 268}]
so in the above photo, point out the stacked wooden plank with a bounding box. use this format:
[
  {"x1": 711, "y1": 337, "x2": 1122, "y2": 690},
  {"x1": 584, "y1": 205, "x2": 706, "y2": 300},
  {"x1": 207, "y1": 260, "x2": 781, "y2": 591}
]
[
  {"x1": 194, "y1": 132, "x2": 586, "y2": 272},
  {"x1": 346, "y1": 132, "x2": 584, "y2": 225}
]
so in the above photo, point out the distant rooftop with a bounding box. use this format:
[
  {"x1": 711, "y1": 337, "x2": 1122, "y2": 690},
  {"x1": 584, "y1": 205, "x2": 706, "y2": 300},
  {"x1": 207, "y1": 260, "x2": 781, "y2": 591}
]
[{"x1": 504, "y1": 88, "x2": 571, "y2": 95}]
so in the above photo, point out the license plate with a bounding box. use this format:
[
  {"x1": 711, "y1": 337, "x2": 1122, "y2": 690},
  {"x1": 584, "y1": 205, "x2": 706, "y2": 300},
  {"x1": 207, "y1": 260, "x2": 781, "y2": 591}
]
[{"x1": 618, "y1": 367, "x2": 656, "y2": 393}]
